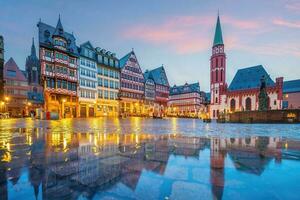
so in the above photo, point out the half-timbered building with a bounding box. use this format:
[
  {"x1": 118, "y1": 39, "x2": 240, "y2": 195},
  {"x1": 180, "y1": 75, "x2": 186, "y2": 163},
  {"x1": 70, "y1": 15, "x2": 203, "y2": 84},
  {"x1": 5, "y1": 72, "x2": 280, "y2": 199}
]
[{"x1": 37, "y1": 17, "x2": 79, "y2": 118}]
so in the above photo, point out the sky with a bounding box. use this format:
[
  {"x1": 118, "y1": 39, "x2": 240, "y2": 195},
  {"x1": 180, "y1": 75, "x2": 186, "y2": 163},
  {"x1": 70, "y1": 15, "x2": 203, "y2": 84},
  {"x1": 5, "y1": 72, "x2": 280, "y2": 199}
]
[{"x1": 0, "y1": 0, "x2": 300, "y2": 92}]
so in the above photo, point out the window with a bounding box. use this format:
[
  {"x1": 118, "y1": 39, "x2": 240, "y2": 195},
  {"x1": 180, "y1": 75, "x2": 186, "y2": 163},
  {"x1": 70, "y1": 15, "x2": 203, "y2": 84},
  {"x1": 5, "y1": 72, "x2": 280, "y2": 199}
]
[
  {"x1": 109, "y1": 80, "x2": 114, "y2": 88},
  {"x1": 274, "y1": 100, "x2": 277, "y2": 105},
  {"x1": 98, "y1": 77, "x2": 103, "y2": 86},
  {"x1": 104, "y1": 90, "x2": 109, "y2": 99},
  {"x1": 98, "y1": 90, "x2": 103, "y2": 98},
  {"x1": 110, "y1": 91, "x2": 114, "y2": 99},
  {"x1": 104, "y1": 68, "x2": 108, "y2": 76},
  {"x1": 46, "y1": 64, "x2": 53, "y2": 72},
  {"x1": 70, "y1": 58, "x2": 75, "y2": 64},
  {"x1": 215, "y1": 69, "x2": 218, "y2": 82},
  {"x1": 97, "y1": 66, "x2": 102, "y2": 75},
  {"x1": 104, "y1": 79, "x2": 108, "y2": 87},
  {"x1": 115, "y1": 81, "x2": 119, "y2": 89},
  {"x1": 7, "y1": 70, "x2": 16, "y2": 77},
  {"x1": 45, "y1": 51, "x2": 51, "y2": 58}
]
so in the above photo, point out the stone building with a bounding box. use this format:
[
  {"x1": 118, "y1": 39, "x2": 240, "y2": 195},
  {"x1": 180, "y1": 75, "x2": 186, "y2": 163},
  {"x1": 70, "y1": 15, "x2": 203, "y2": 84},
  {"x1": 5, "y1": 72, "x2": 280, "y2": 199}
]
[
  {"x1": 3, "y1": 58, "x2": 29, "y2": 117},
  {"x1": 95, "y1": 47, "x2": 120, "y2": 117},
  {"x1": 37, "y1": 16, "x2": 79, "y2": 118},
  {"x1": 168, "y1": 82, "x2": 206, "y2": 117},
  {"x1": 78, "y1": 41, "x2": 97, "y2": 117},
  {"x1": 25, "y1": 38, "x2": 44, "y2": 112},
  {"x1": 209, "y1": 15, "x2": 283, "y2": 119},
  {"x1": 283, "y1": 79, "x2": 300, "y2": 109},
  {"x1": 119, "y1": 50, "x2": 145, "y2": 116}
]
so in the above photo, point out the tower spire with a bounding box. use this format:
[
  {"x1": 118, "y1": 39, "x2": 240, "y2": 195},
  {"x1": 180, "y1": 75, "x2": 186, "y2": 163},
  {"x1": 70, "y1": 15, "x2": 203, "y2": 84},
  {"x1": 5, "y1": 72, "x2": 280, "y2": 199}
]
[
  {"x1": 31, "y1": 37, "x2": 36, "y2": 57},
  {"x1": 213, "y1": 13, "x2": 224, "y2": 46},
  {"x1": 53, "y1": 15, "x2": 64, "y2": 37}
]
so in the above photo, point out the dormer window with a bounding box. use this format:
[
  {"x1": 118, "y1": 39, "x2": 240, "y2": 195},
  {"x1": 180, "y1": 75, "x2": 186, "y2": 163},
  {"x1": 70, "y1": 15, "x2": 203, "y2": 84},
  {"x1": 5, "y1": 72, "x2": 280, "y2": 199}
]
[
  {"x1": 59, "y1": 28, "x2": 63, "y2": 35},
  {"x1": 54, "y1": 39, "x2": 66, "y2": 48}
]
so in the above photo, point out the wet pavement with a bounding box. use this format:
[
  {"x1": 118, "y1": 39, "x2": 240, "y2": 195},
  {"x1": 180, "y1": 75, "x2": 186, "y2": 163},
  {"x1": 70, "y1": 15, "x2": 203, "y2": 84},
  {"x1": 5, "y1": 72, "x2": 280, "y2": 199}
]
[{"x1": 0, "y1": 117, "x2": 300, "y2": 200}]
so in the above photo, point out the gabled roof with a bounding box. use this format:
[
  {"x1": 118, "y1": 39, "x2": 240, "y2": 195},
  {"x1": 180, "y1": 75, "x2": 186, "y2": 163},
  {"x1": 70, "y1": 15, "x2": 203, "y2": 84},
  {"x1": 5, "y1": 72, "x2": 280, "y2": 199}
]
[
  {"x1": 37, "y1": 20, "x2": 78, "y2": 56},
  {"x1": 144, "y1": 66, "x2": 169, "y2": 87},
  {"x1": 53, "y1": 16, "x2": 65, "y2": 38},
  {"x1": 283, "y1": 79, "x2": 300, "y2": 93},
  {"x1": 228, "y1": 65, "x2": 275, "y2": 91},
  {"x1": 213, "y1": 15, "x2": 224, "y2": 46},
  {"x1": 119, "y1": 51, "x2": 133, "y2": 69},
  {"x1": 170, "y1": 82, "x2": 200, "y2": 95},
  {"x1": 4, "y1": 58, "x2": 27, "y2": 82},
  {"x1": 80, "y1": 41, "x2": 94, "y2": 50}
]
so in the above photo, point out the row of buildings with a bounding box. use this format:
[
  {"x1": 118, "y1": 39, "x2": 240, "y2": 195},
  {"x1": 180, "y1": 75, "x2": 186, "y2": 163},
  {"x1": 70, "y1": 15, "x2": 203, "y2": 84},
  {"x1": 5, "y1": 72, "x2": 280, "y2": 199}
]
[
  {"x1": 0, "y1": 17, "x2": 208, "y2": 118},
  {"x1": 1, "y1": 14, "x2": 299, "y2": 119}
]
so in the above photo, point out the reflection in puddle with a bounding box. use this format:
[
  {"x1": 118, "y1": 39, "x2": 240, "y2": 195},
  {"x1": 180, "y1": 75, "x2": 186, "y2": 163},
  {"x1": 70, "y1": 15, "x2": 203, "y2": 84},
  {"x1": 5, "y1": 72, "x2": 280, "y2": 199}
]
[{"x1": 0, "y1": 122, "x2": 299, "y2": 199}]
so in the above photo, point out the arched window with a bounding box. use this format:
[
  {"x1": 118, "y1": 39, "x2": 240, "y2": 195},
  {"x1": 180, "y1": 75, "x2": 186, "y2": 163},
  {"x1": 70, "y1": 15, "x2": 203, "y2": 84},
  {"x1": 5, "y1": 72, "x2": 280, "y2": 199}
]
[
  {"x1": 215, "y1": 97, "x2": 218, "y2": 103},
  {"x1": 245, "y1": 97, "x2": 252, "y2": 111},
  {"x1": 230, "y1": 99, "x2": 236, "y2": 112},
  {"x1": 216, "y1": 69, "x2": 218, "y2": 82}
]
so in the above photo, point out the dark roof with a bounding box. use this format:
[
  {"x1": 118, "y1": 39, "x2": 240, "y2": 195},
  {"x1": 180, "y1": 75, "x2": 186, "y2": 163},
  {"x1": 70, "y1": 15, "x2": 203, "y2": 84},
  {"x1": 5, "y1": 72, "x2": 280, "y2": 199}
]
[
  {"x1": 119, "y1": 51, "x2": 133, "y2": 68},
  {"x1": 144, "y1": 66, "x2": 169, "y2": 87},
  {"x1": 228, "y1": 65, "x2": 275, "y2": 91},
  {"x1": 213, "y1": 15, "x2": 224, "y2": 46},
  {"x1": 170, "y1": 82, "x2": 200, "y2": 95},
  {"x1": 205, "y1": 92, "x2": 211, "y2": 102},
  {"x1": 80, "y1": 41, "x2": 94, "y2": 50},
  {"x1": 283, "y1": 79, "x2": 300, "y2": 93},
  {"x1": 37, "y1": 20, "x2": 79, "y2": 56}
]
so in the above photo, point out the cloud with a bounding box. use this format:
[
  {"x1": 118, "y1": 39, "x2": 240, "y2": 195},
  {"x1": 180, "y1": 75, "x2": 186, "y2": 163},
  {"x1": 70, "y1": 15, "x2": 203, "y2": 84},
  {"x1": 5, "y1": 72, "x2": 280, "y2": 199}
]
[
  {"x1": 285, "y1": 1, "x2": 300, "y2": 12},
  {"x1": 273, "y1": 18, "x2": 300, "y2": 29},
  {"x1": 122, "y1": 15, "x2": 262, "y2": 54}
]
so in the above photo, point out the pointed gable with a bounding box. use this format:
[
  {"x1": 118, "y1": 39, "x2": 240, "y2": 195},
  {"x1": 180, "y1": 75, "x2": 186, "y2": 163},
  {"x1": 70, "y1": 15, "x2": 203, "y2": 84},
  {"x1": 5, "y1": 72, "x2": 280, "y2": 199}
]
[
  {"x1": 119, "y1": 52, "x2": 132, "y2": 69},
  {"x1": 4, "y1": 58, "x2": 27, "y2": 82},
  {"x1": 80, "y1": 41, "x2": 94, "y2": 50},
  {"x1": 228, "y1": 65, "x2": 275, "y2": 91},
  {"x1": 37, "y1": 20, "x2": 79, "y2": 55},
  {"x1": 213, "y1": 15, "x2": 224, "y2": 46},
  {"x1": 144, "y1": 66, "x2": 169, "y2": 87},
  {"x1": 53, "y1": 16, "x2": 65, "y2": 38}
]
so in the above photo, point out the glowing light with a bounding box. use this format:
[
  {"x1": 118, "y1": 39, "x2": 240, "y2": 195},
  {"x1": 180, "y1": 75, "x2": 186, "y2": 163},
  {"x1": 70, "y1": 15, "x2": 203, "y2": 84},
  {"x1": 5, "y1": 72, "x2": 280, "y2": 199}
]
[
  {"x1": 5, "y1": 96, "x2": 9, "y2": 101},
  {"x1": 27, "y1": 102, "x2": 32, "y2": 106},
  {"x1": 62, "y1": 99, "x2": 66, "y2": 103}
]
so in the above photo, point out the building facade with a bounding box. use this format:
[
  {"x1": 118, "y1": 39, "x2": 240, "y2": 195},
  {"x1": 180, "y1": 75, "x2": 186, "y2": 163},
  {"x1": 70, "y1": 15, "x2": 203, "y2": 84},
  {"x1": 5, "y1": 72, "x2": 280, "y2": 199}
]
[
  {"x1": 0, "y1": 36, "x2": 4, "y2": 101},
  {"x1": 78, "y1": 42, "x2": 97, "y2": 117},
  {"x1": 209, "y1": 15, "x2": 283, "y2": 119},
  {"x1": 119, "y1": 50, "x2": 145, "y2": 116},
  {"x1": 3, "y1": 58, "x2": 29, "y2": 117},
  {"x1": 168, "y1": 82, "x2": 205, "y2": 117},
  {"x1": 96, "y1": 47, "x2": 120, "y2": 117},
  {"x1": 144, "y1": 66, "x2": 170, "y2": 117},
  {"x1": 38, "y1": 17, "x2": 79, "y2": 119},
  {"x1": 25, "y1": 38, "x2": 44, "y2": 113},
  {"x1": 283, "y1": 79, "x2": 300, "y2": 109}
]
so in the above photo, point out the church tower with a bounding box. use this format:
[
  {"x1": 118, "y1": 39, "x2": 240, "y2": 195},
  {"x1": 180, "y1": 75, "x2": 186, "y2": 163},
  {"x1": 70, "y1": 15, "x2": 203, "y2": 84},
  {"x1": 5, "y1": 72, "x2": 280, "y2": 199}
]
[
  {"x1": 210, "y1": 14, "x2": 226, "y2": 118},
  {"x1": 26, "y1": 38, "x2": 40, "y2": 85}
]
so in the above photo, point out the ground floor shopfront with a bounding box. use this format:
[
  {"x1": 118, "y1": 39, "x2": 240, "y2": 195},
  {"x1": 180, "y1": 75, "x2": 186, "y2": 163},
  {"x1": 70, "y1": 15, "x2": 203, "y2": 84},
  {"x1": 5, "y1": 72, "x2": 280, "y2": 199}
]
[
  {"x1": 44, "y1": 92, "x2": 78, "y2": 119},
  {"x1": 119, "y1": 98, "x2": 147, "y2": 117},
  {"x1": 96, "y1": 99, "x2": 119, "y2": 117}
]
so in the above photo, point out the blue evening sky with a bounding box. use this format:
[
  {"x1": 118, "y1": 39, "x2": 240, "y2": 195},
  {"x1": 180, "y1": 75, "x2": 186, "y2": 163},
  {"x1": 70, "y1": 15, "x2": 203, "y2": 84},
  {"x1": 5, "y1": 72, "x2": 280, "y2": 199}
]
[{"x1": 0, "y1": 0, "x2": 299, "y2": 91}]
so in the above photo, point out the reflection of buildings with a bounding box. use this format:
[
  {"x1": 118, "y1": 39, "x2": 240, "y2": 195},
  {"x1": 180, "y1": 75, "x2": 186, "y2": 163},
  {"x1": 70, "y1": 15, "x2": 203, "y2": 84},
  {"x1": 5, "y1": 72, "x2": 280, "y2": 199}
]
[{"x1": 4, "y1": 129, "x2": 300, "y2": 199}]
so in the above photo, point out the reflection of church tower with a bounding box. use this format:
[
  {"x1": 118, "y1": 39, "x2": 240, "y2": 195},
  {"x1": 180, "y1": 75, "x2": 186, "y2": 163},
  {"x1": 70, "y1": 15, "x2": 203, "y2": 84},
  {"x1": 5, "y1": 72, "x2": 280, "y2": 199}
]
[
  {"x1": 210, "y1": 137, "x2": 226, "y2": 200},
  {"x1": 29, "y1": 130, "x2": 46, "y2": 200}
]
